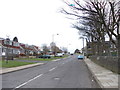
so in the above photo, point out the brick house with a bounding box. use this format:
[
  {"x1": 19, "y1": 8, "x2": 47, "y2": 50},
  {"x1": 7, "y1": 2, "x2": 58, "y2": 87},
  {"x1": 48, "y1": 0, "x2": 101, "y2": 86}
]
[
  {"x1": 19, "y1": 44, "x2": 41, "y2": 56},
  {"x1": 19, "y1": 43, "x2": 33, "y2": 56}
]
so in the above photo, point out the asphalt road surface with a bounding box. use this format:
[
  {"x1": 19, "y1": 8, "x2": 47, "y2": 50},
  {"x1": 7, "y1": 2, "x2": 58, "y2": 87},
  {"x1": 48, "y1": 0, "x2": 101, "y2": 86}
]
[{"x1": 2, "y1": 55, "x2": 100, "y2": 89}]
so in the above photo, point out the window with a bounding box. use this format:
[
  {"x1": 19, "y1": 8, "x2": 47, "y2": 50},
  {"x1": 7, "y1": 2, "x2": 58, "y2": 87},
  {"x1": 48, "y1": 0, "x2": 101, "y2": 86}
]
[
  {"x1": 4, "y1": 40, "x2": 12, "y2": 45},
  {"x1": 13, "y1": 42, "x2": 19, "y2": 47}
]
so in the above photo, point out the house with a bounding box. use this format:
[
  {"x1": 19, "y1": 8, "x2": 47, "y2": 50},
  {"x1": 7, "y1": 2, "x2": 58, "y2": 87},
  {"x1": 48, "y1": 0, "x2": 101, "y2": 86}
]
[
  {"x1": 0, "y1": 37, "x2": 21, "y2": 60},
  {"x1": 0, "y1": 37, "x2": 42, "y2": 59},
  {"x1": 19, "y1": 44, "x2": 41, "y2": 56},
  {"x1": 20, "y1": 43, "x2": 33, "y2": 56},
  {"x1": 30, "y1": 45, "x2": 41, "y2": 55}
]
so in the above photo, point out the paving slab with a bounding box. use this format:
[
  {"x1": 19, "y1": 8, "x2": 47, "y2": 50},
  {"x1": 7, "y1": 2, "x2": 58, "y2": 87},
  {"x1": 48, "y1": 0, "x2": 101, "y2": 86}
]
[{"x1": 84, "y1": 58, "x2": 118, "y2": 88}]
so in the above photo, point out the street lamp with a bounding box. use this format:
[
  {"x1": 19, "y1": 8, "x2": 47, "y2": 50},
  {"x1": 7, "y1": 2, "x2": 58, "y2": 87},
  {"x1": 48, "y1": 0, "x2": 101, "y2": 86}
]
[
  {"x1": 80, "y1": 37, "x2": 88, "y2": 55},
  {"x1": 67, "y1": 44, "x2": 71, "y2": 53},
  {"x1": 52, "y1": 34, "x2": 59, "y2": 43},
  {"x1": 51, "y1": 34, "x2": 59, "y2": 55},
  {"x1": 80, "y1": 37, "x2": 84, "y2": 55}
]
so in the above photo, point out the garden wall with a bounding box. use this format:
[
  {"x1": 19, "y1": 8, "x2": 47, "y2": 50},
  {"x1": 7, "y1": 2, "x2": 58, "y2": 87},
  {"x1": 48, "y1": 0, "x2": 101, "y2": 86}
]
[{"x1": 89, "y1": 56, "x2": 119, "y2": 73}]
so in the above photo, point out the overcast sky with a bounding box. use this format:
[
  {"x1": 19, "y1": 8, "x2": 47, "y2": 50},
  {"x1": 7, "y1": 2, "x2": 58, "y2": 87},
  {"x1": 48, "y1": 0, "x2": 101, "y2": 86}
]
[{"x1": 0, "y1": 0, "x2": 85, "y2": 53}]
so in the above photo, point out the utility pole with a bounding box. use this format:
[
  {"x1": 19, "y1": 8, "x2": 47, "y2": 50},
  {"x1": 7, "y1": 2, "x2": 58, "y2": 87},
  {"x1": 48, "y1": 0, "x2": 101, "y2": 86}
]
[
  {"x1": 6, "y1": 38, "x2": 9, "y2": 63},
  {"x1": 5, "y1": 35, "x2": 11, "y2": 63},
  {"x1": 117, "y1": 18, "x2": 120, "y2": 73}
]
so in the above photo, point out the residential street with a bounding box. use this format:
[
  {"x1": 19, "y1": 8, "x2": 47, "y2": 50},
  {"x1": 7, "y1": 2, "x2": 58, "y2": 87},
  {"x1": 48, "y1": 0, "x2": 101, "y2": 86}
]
[{"x1": 2, "y1": 55, "x2": 100, "y2": 89}]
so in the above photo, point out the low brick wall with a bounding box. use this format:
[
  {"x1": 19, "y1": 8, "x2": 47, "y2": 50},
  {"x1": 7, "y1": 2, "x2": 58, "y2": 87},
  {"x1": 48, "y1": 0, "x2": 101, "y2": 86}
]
[
  {"x1": 0, "y1": 57, "x2": 2, "y2": 60},
  {"x1": 89, "y1": 56, "x2": 119, "y2": 73},
  {"x1": 19, "y1": 56, "x2": 36, "y2": 59},
  {"x1": 2, "y1": 56, "x2": 13, "y2": 60},
  {"x1": 29, "y1": 56, "x2": 36, "y2": 59}
]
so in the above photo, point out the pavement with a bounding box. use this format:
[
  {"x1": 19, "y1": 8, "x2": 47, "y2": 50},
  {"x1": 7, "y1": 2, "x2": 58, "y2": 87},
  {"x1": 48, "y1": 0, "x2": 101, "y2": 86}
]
[
  {"x1": 84, "y1": 58, "x2": 119, "y2": 88},
  {"x1": 0, "y1": 56, "x2": 119, "y2": 88}
]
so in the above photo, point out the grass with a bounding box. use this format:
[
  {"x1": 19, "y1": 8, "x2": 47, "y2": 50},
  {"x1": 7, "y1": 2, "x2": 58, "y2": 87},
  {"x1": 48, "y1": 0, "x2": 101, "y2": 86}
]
[
  {"x1": 18, "y1": 55, "x2": 69, "y2": 61},
  {"x1": 0, "y1": 55, "x2": 69, "y2": 68},
  {"x1": 0, "y1": 60, "x2": 36, "y2": 68},
  {"x1": 18, "y1": 58, "x2": 54, "y2": 61}
]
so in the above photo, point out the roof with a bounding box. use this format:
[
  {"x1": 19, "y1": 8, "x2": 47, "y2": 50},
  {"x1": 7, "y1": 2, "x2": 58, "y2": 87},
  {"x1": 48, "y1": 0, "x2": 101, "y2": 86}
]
[{"x1": 0, "y1": 37, "x2": 5, "y2": 40}]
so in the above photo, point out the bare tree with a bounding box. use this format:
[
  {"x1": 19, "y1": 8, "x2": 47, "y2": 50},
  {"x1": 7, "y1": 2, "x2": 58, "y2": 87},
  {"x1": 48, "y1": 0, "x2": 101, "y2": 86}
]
[
  {"x1": 61, "y1": 47, "x2": 68, "y2": 54},
  {"x1": 61, "y1": 0, "x2": 120, "y2": 56},
  {"x1": 42, "y1": 44, "x2": 49, "y2": 55}
]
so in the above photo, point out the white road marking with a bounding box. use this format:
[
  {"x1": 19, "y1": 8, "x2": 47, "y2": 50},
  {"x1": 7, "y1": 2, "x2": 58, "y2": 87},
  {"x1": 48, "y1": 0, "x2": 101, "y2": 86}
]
[
  {"x1": 49, "y1": 67, "x2": 57, "y2": 71},
  {"x1": 62, "y1": 63, "x2": 65, "y2": 64},
  {"x1": 14, "y1": 74, "x2": 43, "y2": 89}
]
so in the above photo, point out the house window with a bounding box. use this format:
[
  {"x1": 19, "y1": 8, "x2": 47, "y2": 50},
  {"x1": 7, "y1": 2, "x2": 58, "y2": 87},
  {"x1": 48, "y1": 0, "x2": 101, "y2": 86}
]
[
  {"x1": 13, "y1": 42, "x2": 19, "y2": 47},
  {"x1": 4, "y1": 40, "x2": 12, "y2": 45}
]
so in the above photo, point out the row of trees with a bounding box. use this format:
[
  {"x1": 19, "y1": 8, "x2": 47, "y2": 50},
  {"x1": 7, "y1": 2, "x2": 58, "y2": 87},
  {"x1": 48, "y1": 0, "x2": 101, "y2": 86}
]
[{"x1": 61, "y1": 0, "x2": 120, "y2": 56}]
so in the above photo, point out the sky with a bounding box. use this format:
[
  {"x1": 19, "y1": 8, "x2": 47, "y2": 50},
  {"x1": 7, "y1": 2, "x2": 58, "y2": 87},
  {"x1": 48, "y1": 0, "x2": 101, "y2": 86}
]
[{"x1": 0, "y1": 0, "x2": 85, "y2": 53}]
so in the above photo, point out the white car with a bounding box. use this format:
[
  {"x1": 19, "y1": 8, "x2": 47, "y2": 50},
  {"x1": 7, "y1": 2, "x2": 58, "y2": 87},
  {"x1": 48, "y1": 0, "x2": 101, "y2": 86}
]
[{"x1": 55, "y1": 53, "x2": 63, "y2": 57}]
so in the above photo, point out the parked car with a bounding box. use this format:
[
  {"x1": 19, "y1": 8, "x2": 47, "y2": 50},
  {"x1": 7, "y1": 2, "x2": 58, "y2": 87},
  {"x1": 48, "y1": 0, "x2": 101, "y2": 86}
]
[
  {"x1": 77, "y1": 55, "x2": 84, "y2": 60},
  {"x1": 55, "y1": 53, "x2": 63, "y2": 57},
  {"x1": 37, "y1": 55, "x2": 51, "y2": 58},
  {"x1": 70, "y1": 53, "x2": 74, "y2": 55}
]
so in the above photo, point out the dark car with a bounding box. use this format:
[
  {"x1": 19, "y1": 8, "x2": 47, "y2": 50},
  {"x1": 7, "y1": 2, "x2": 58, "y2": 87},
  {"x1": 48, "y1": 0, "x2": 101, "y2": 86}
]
[
  {"x1": 77, "y1": 55, "x2": 84, "y2": 60},
  {"x1": 70, "y1": 53, "x2": 74, "y2": 55},
  {"x1": 37, "y1": 55, "x2": 51, "y2": 58}
]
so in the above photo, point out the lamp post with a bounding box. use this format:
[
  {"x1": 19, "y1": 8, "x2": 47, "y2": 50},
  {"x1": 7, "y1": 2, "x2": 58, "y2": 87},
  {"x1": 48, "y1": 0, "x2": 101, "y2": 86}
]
[
  {"x1": 67, "y1": 44, "x2": 71, "y2": 53},
  {"x1": 51, "y1": 34, "x2": 59, "y2": 55},
  {"x1": 80, "y1": 37, "x2": 84, "y2": 55},
  {"x1": 52, "y1": 34, "x2": 59, "y2": 43}
]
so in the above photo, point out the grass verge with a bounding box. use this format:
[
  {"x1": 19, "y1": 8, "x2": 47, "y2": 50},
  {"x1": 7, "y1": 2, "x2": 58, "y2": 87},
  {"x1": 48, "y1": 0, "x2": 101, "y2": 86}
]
[
  {"x1": 18, "y1": 55, "x2": 69, "y2": 61},
  {"x1": 0, "y1": 60, "x2": 36, "y2": 68}
]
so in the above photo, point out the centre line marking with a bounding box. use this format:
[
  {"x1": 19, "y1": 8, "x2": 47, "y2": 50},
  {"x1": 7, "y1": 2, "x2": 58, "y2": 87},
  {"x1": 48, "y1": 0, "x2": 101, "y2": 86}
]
[
  {"x1": 49, "y1": 67, "x2": 57, "y2": 71},
  {"x1": 14, "y1": 74, "x2": 43, "y2": 89}
]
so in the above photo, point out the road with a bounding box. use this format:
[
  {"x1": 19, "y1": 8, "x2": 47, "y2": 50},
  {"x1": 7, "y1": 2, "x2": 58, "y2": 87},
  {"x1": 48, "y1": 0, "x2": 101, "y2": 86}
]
[{"x1": 2, "y1": 55, "x2": 100, "y2": 89}]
